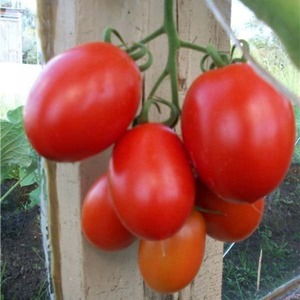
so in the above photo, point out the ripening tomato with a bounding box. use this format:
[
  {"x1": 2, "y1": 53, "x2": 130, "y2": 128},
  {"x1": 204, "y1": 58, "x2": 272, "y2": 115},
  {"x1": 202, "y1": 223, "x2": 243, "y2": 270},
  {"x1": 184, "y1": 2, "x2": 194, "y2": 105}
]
[
  {"x1": 108, "y1": 123, "x2": 195, "y2": 240},
  {"x1": 195, "y1": 179, "x2": 265, "y2": 242},
  {"x1": 24, "y1": 42, "x2": 141, "y2": 162},
  {"x1": 182, "y1": 63, "x2": 295, "y2": 203},
  {"x1": 138, "y1": 210, "x2": 206, "y2": 294},
  {"x1": 81, "y1": 174, "x2": 136, "y2": 251}
]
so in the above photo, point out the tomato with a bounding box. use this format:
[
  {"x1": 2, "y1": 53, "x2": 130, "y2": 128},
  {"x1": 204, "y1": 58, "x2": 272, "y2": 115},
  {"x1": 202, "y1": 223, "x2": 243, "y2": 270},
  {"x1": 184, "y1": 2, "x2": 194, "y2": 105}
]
[
  {"x1": 181, "y1": 63, "x2": 295, "y2": 203},
  {"x1": 81, "y1": 174, "x2": 136, "y2": 251},
  {"x1": 195, "y1": 179, "x2": 265, "y2": 242},
  {"x1": 108, "y1": 123, "x2": 195, "y2": 240},
  {"x1": 138, "y1": 210, "x2": 206, "y2": 293},
  {"x1": 23, "y1": 42, "x2": 141, "y2": 162}
]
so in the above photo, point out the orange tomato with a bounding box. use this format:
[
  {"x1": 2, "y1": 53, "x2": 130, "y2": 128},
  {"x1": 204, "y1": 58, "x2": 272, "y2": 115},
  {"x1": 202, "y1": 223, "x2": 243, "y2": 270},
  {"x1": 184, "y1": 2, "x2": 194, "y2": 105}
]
[
  {"x1": 138, "y1": 210, "x2": 206, "y2": 293},
  {"x1": 196, "y1": 179, "x2": 265, "y2": 242}
]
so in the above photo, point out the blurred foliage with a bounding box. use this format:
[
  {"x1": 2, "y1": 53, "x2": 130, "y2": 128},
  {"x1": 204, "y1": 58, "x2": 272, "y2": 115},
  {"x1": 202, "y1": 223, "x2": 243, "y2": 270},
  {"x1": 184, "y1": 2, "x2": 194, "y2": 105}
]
[
  {"x1": 1, "y1": 0, "x2": 39, "y2": 64},
  {"x1": 0, "y1": 106, "x2": 41, "y2": 208},
  {"x1": 239, "y1": 0, "x2": 300, "y2": 70}
]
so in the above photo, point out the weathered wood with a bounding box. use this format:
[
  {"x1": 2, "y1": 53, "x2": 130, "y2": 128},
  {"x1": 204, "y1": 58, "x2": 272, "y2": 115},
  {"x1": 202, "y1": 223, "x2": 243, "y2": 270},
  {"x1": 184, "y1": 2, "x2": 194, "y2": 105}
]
[
  {"x1": 175, "y1": 2, "x2": 230, "y2": 298},
  {"x1": 39, "y1": 1, "x2": 231, "y2": 299}
]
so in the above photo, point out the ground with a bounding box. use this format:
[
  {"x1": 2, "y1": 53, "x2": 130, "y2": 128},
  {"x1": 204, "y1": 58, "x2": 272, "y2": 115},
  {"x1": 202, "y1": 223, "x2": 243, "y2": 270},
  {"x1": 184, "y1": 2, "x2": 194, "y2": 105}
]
[
  {"x1": 1, "y1": 165, "x2": 300, "y2": 300},
  {"x1": 223, "y1": 164, "x2": 300, "y2": 299},
  {"x1": 1, "y1": 182, "x2": 48, "y2": 300}
]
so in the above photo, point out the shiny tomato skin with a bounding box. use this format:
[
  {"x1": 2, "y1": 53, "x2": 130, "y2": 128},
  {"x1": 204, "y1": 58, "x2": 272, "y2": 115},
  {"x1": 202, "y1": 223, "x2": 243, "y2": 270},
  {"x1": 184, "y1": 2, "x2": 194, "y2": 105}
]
[
  {"x1": 196, "y1": 179, "x2": 265, "y2": 242},
  {"x1": 24, "y1": 42, "x2": 141, "y2": 162},
  {"x1": 108, "y1": 123, "x2": 195, "y2": 240},
  {"x1": 81, "y1": 174, "x2": 136, "y2": 251},
  {"x1": 138, "y1": 210, "x2": 206, "y2": 294},
  {"x1": 182, "y1": 63, "x2": 295, "y2": 203}
]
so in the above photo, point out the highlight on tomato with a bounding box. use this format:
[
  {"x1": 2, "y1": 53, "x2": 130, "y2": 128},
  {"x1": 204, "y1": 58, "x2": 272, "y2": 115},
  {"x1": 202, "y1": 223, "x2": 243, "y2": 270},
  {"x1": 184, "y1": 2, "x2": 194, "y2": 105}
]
[
  {"x1": 81, "y1": 174, "x2": 136, "y2": 251},
  {"x1": 108, "y1": 123, "x2": 195, "y2": 240},
  {"x1": 195, "y1": 178, "x2": 265, "y2": 242},
  {"x1": 181, "y1": 63, "x2": 296, "y2": 203},
  {"x1": 138, "y1": 210, "x2": 206, "y2": 294},
  {"x1": 24, "y1": 42, "x2": 142, "y2": 162}
]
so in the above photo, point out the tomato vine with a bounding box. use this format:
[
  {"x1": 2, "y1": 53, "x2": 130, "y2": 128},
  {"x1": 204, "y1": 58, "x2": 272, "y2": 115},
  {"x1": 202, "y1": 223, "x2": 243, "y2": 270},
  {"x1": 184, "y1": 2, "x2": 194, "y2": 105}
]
[{"x1": 103, "y1": 0, "x2": 247, "y2": 128}]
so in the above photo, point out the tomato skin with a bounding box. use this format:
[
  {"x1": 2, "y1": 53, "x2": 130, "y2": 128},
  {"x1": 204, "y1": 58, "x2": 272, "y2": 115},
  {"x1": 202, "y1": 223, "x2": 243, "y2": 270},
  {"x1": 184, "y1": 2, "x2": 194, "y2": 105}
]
[
  {"x1": 23, "y1": 42, "x2": 141, "y2": 162},
  {"x1": 108, "y1": 123, "x2": 195, "y2": 240},
  {"x1": 138, "y1": 210, "x2": 206, "y2": 294},
  {"x1": 81, "y1": 174, "x2": 136, "y2": 251},
  {"x1": 196, "y1": 179, "x2": 265, "y2": 242},
  {"x1": 182, "y1": 63, "x2": 295, "y2": 203}
]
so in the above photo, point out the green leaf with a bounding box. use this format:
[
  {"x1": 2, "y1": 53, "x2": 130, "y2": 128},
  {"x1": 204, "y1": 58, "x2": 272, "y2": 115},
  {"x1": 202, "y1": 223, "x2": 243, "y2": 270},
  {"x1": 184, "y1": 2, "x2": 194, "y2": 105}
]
[
  {"x1": 239, "y1": 0, "x2": 300, "y2": 69},
  {"x1": 1, "y1": 165, "x2": 18, "y2": 182},
  {"x1": 28, "y1": 186, "x2": 41, "y2": 208},
  {"x1": 19, "y1": 168, "x2": 36, "y2": 187},
  {"x1": 0, "y1": 107, "x2": 33, "y2": 181},
  {"x1": 0, "y1": 121, "x2": 32, "y2": 167},
  {"x1": 6, "y1": 106, "x2": 24, "y2": 124},
  {"x1": 19, "y1": 160, "x2": 39, "y2": 187}
]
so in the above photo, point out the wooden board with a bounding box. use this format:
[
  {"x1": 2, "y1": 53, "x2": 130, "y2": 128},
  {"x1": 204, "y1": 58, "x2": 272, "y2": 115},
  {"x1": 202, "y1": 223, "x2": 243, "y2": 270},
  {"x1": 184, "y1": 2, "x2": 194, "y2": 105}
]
[{"x1": 38, "y1": 1, "x2": 231, "y2": 299}]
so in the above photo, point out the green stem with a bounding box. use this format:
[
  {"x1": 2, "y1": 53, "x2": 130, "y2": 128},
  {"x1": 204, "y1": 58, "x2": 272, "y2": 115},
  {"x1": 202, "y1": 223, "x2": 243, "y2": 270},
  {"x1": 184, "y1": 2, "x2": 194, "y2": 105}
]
[
  {"x1": 180, "y1": 40, "x2": 207, "y2": 53},
  {"x1": 140, "y1": 26, "x2": 165, "y2": 44},
  {"x1": 135, "y1": 0, "x2": 181, "y2": 113},
  {"x1": 131, "y1": 0, "x2": 227, "y2": 127},
  {"x1": 195, "y1": 206, "x2": 224, "y2": 215},
  {"x1": 206, "y1": 45, "x2": 227, "y2": 68},
  {"x1": 130, "y1": 0, "x2": 208, "y2": 112},
  {"x1": 0, "y1": 179, "x2": 21, "y2": 203},
  {"x1": 127, "y1": 27, "x2": 165, "y2": 53},
  {"x1": 163, "y1": 0, "x2": 180, "y2": 110},
  {"x1": 0, "y1": 170, "x2": 35, "y2": 203},
  {"x1": 148, "y1": 69, "x2": 168, "y2": 99}
]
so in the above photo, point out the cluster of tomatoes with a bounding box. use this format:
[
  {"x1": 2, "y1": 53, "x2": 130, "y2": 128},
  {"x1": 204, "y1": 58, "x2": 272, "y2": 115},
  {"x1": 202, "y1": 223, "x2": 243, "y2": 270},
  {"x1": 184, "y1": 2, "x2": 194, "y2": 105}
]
[{"x1": 23, "y1": 42, "x2": 296, "y2": 294}]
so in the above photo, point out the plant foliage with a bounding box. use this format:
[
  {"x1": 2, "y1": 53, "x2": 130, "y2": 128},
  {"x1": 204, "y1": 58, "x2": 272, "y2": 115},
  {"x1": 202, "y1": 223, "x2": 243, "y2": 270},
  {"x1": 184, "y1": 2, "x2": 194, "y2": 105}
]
[
  {"x1": 239, "y1": 0, "x2": 300, "y2": 70},
  {"x1": 1, "y1": 106, "x2": 40, "y2": 207}
]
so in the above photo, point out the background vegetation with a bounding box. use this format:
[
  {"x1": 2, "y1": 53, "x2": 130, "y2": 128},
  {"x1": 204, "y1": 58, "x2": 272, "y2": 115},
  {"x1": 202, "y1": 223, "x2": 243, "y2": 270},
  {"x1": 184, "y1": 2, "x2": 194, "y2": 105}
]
[{"x1": 1, "y1": 0, "x2": 39, "y2": 64}]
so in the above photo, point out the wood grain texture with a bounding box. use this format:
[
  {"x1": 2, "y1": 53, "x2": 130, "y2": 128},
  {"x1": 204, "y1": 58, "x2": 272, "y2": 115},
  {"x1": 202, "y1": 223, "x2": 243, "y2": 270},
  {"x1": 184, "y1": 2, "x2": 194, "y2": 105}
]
[{"x1": 39, "y1": 1, "x2": 231, "y2": 299}]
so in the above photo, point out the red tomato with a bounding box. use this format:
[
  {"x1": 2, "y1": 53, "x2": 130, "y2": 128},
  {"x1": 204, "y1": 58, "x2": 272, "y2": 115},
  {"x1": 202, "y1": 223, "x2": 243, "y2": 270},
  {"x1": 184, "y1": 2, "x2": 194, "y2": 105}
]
[
  {"x1": 182, "y1": 63, "x2": 295, "y2": 203},
  {"x1": 108, "y1": 123, "x2": 195, "y2": 240},
  {"x1": 138, "y1": 210, "x2": 206, "y2": 294},
  {"x1": 196, "y1": 179, "x2": 265, "y2": 242},
  {"x1": 81, "y1": 174, "x2": 136, "y2": 251},
  {"x1": 24, "y1": 42, "x2": 141, "y2": 162}
]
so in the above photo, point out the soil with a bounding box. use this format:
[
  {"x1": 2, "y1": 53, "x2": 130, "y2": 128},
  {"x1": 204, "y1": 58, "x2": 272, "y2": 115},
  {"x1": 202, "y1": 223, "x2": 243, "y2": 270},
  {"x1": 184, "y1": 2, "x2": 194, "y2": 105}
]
[
  {"x1": 1, "y1": 166, "x2": 300, "y2": 300},
  {"x1": 1, "y1": 181, "x2": 48, "y2": 300}
]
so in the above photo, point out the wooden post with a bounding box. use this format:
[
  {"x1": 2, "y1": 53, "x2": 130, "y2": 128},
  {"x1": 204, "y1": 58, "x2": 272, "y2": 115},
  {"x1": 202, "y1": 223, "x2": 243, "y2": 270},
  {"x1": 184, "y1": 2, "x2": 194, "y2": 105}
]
[{"x1": 38, "y1": 1, "x2": 231, "y2": 299}]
